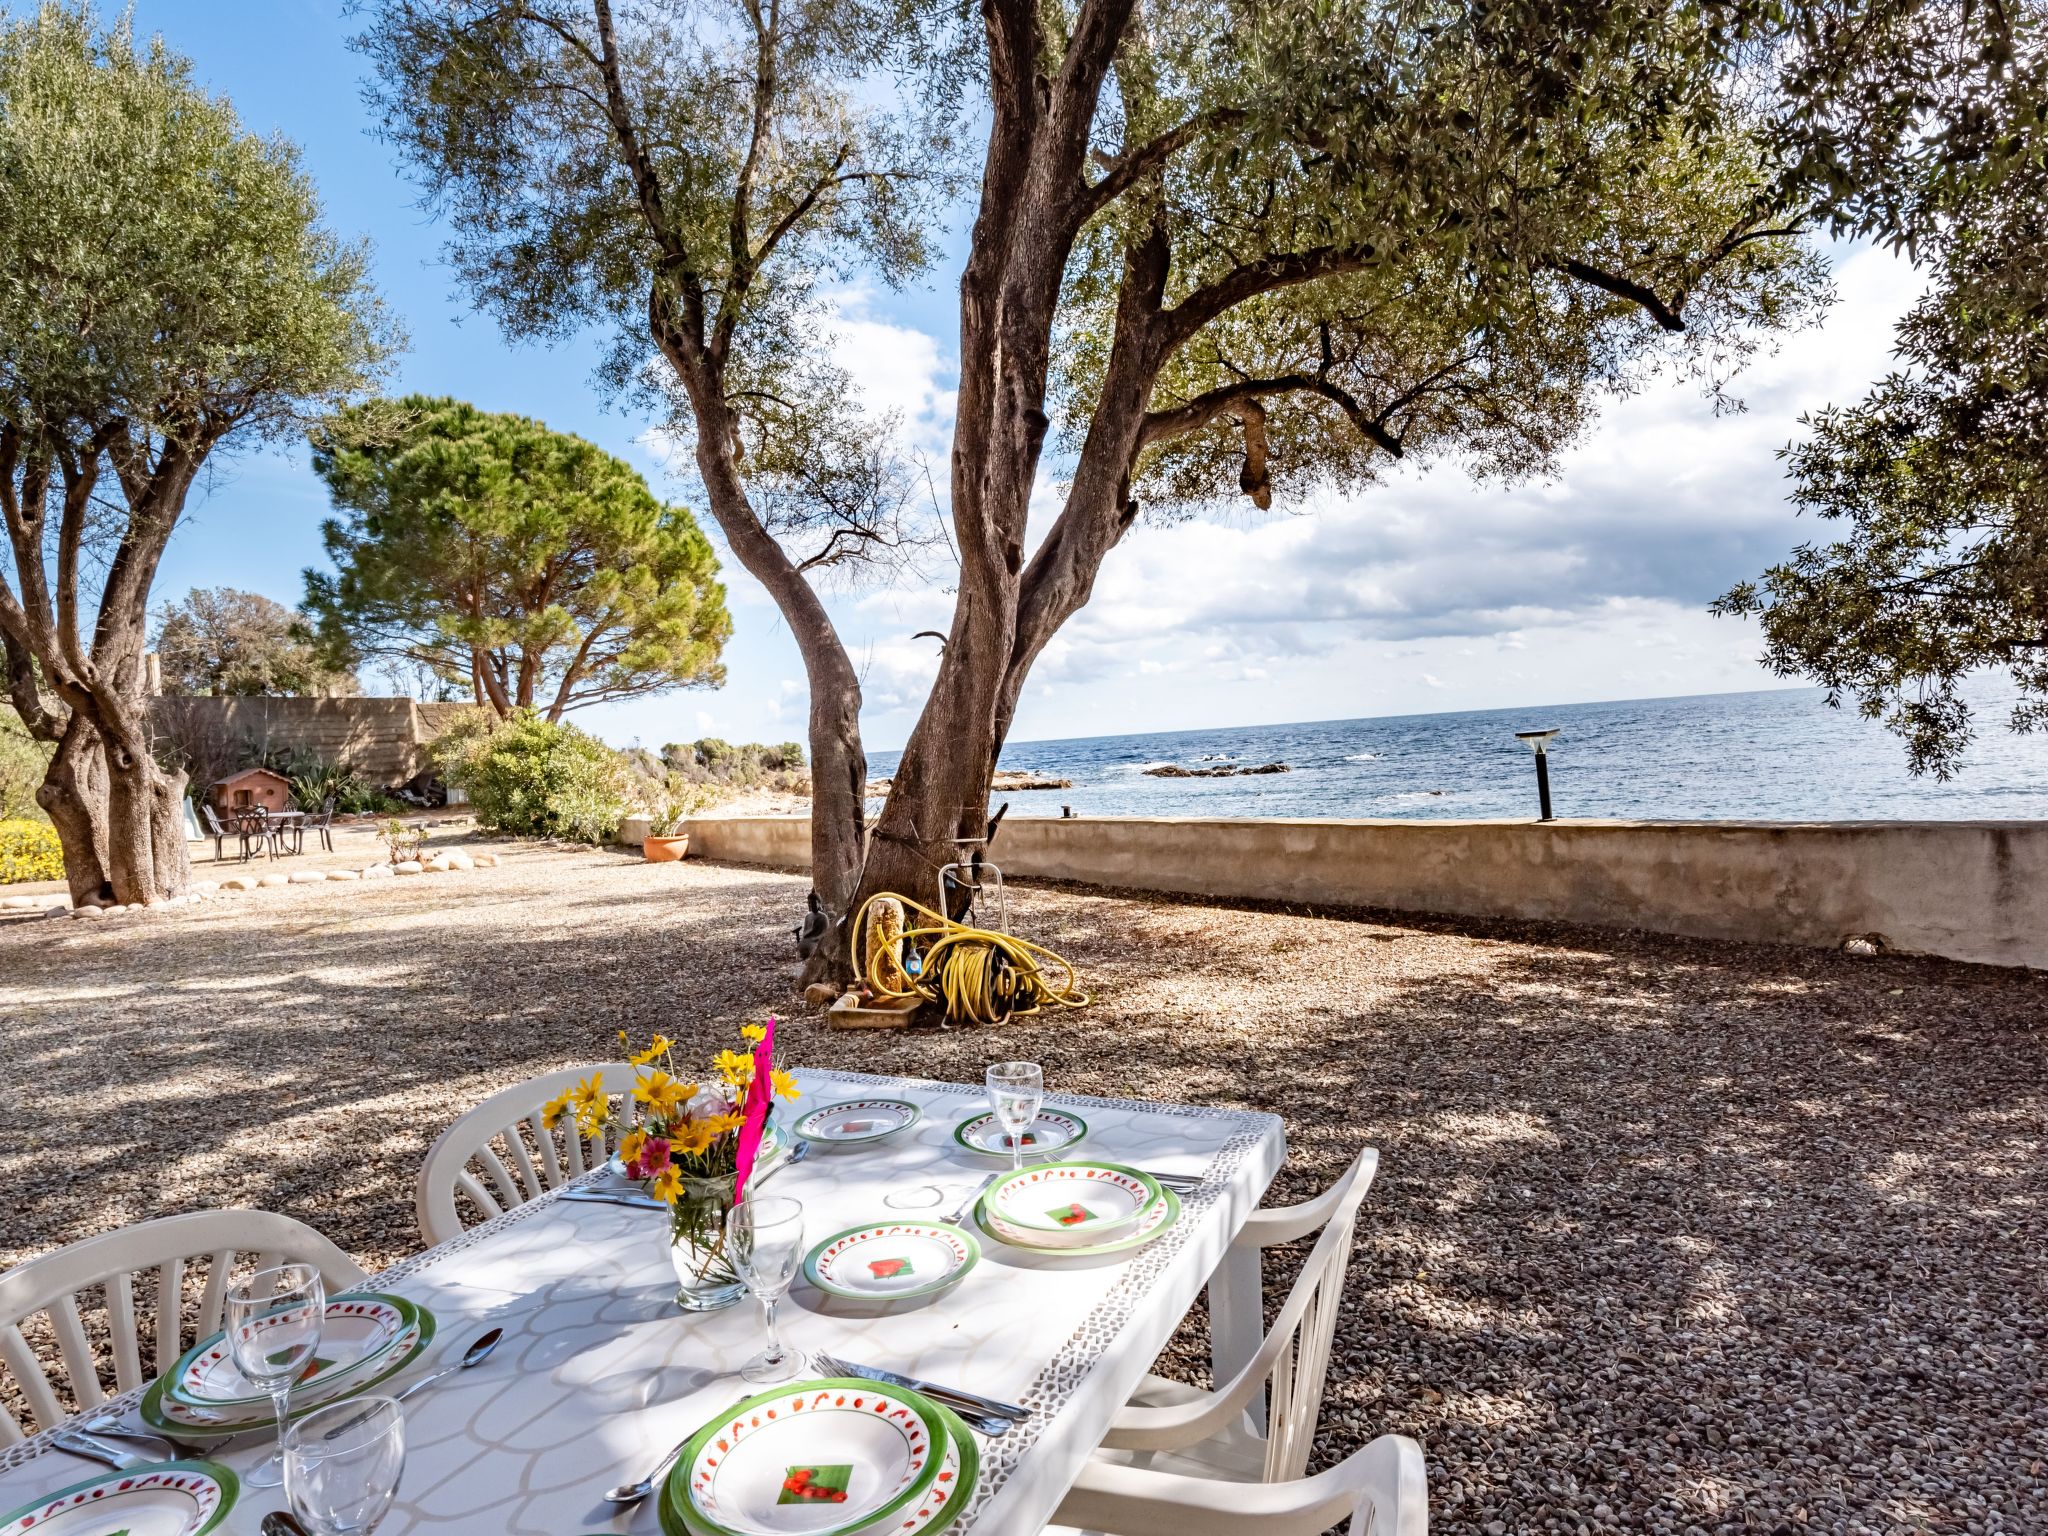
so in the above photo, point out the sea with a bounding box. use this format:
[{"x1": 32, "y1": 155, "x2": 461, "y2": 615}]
[{"x1": 864, "y1": 683, "x2": 2048, "y2": 822}]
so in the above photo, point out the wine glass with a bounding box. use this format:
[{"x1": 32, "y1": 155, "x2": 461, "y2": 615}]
[
  {"x1": 726, "y1": 1195, "x2": 805, "y2": 1384},
  {"x1": 226, "y1": 1263, "x2": 325, "y2": 1488},
  {"x1": 284, "y1": 1395, "x2": 407, "y2": 1535},
  {"x1": 985, "y1": 1061, "x2": 1044, "y2": 1174}
]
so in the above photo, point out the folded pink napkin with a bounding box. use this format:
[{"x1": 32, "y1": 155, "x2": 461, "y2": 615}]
[{"x1": 733, "y1": 1016, "x2": 777, "y2": 1200}]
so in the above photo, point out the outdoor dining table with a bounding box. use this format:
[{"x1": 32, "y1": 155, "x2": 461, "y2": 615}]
[{"x1": 0, "y1": 1067, "x2": 1284, "y2": 1534}]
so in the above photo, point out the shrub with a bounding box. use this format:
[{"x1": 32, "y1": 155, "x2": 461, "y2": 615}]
[
  {"x1": 0, "y1": 708, "x2": 52, "y2": 823},
  {"x1": 0, "y1": 819, "x2": 63, "y2": 884},
  {"x1": 435, "y1": 710, "x2": 630, "y2": 844}
]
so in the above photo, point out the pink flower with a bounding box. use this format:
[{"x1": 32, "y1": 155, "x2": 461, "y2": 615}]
[{"x1": 642, "y1": 1137, "x2": 672, "y2": 1175}]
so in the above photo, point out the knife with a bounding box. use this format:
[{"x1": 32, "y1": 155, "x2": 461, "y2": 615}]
[
  {"x1": 822, "y1": 1355, "x2": 1032, "y2": 1423},
  {"x1": 561, "y1": 1188, "x2": 666, "y2": 1210},
  {"x1": 53, "y1": 1428, "x2": 153, "y2": 1471}
]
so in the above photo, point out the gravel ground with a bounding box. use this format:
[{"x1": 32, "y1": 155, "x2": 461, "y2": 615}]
[{"x1": 2, "y1": 844, "x2": 2043, "y2": 1534}]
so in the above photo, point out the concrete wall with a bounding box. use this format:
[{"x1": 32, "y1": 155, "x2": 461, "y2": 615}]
[{"x1": 680, "y1": 813, "x2": 2048, "y2": 970}]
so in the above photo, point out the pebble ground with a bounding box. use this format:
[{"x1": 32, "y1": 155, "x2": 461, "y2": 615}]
[{"x1": 1, "y1": 844, "x2": 2041, "y2": 1534}]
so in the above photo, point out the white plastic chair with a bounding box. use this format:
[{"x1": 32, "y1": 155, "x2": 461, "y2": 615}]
[
  {"x1": 1049, "y1": 1431, "x2": 1425, "y2": 1535},
  {"x1": 1048, "y1": 1150, "x2": 1417, "y2": 1534},
  {"x1": 414, "y1": 1062, "x2": 636, "y2": 1246},
  {"x1": 0, "y1": 1208, "x2": 365, "y2": 1445}
]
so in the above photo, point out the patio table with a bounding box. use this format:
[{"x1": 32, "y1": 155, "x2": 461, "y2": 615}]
[{"x1": 0, "y1": 1066, "x2": 1284, "y2": 1534}]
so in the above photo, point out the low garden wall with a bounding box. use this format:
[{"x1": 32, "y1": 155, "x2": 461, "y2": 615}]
[{"x1": 678, "y1": 813, "x2": 2048, "y2": 970}]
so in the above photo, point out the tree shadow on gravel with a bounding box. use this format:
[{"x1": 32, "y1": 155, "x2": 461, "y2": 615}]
[{"x1": 3, "y1": 862, "x2": 2043, "y2": 1535}]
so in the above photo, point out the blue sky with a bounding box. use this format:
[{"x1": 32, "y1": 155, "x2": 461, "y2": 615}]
[{"x1": 60, "y1": 3, "x2": 1924, "y2": 753}]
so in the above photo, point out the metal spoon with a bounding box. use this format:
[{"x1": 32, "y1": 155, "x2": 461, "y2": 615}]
[
  {"x1": 390, "y1": 1327, "x2": 504, "y2": 1404},
  {"x1": 603, "y1": 1437, "x2": 690, "y2": 1505}
]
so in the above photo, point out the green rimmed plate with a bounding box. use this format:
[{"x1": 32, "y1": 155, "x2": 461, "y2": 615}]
[
  {"x1": 661, "y1": 1378, "x2": 947, "y2": 1536},
  {"x1": 792, "y1": 1099, "x2": 921, "y2": 1147},
  {"x1": 980, "y1": 1186, "x2": 1182, "y2": 1257},
  {"x1": 802, "y1": 1221, "x2": 980, "y2": 1303},
  {"x1": 978, "y1": 1160, "x2": 1161, "y2": 1244},
  {"x1": 662, "y1": 1393, "x2": 978, "y2": 1536},
  {"x1": 168, "y1": 1292, "x2": 415, "y2": 1411},
  {"x1": 141, "y1": 1300, "x2": 435, "y2": 1439},
  {"x1": 951, "y1": 1109, "x2": 1087, "y2": 1159},
  {"x1": 0, "y1": 1460, "x2": 237, "y2": 1536}
]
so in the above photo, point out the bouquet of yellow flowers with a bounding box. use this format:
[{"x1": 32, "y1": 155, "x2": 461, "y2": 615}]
[
  {"x1": 545, "y1": 1022, "x2": 799, "y2": 1309},
  {"x1": 546, "y1": 1023, "x2": 800, "y2": 1200}
]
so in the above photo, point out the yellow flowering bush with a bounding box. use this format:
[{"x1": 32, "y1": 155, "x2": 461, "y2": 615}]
[{"x1": 0, "y1": 819, "x2": 62, "y2": 884}]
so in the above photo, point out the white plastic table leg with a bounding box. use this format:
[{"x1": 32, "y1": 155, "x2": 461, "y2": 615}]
[{"x1": 1206, "y1": 1242, "x2": 1266, "y2": 1433}]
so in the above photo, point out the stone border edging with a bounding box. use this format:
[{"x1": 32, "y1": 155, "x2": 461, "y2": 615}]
[{"x1": 0, "y1": 850, "x2": 504, "y2": 920}]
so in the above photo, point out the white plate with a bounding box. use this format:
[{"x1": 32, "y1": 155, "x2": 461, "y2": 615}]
[
  {"x1": 792, "y1": 1099, "x2": 921, "y2": 1146},
  {"x1": 803, "y1": 1222, "x2": 979, "y2": 1302},
  {"x1": 170, "y1": 1294, "x2": 410, "y2": 1409},
  {"x1": 144, "y1": 1314, "x2": 430, "y2": 1436},
  {"x1": 981, "y1": 1187, "x2": 1182, "y2": 1256},
  {"x1": 980, "y1": 1161, "x2": 1161, "y2": 1243},
  {"x1": 951, "y1": 1109, "x2": 1087, "y2": 1159},
  {"x1": 0, "y1": 1462, "x2": 236, "y2": 1536},
  {"x1": 675, "y1": 1379, "x2": 945, "y2": 1536}
]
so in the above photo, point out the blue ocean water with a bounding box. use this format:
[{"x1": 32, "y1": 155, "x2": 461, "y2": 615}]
[{"x1": 866, "y1": 684, "x2": 2048, "y2": 821}]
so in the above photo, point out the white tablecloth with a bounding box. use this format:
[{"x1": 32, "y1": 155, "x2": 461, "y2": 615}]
[{"x1": 0, "y1": 1067, "x2": 1284, "y2": 1533}]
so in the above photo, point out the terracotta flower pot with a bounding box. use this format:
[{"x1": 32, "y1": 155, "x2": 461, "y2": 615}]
[{"x1": 644, "y1": 833, "x2": 690, "y2": 863}]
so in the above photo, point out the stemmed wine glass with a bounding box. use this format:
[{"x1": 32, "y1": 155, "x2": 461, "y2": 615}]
[
  {"x1": 284, "y1": 1395, "x2": 407, "y2": 1535},
  {"x1": 985, "y1": 1061, "x2": 1044, "y2": 1174},
  {"x1": 226, "y1": 1263, "x2": 326, "y2": 1488},
  {"x1": 726, "y1": 1195, "x2": 805, "y2": 1384}
]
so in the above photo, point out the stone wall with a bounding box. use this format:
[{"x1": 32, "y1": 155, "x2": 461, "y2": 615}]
[
  {"x1": 678, "y1": 813, "x2": 2048, "y2": 970},
  {"x1": 151, "y1": 696, "x2": 468, "y2": 786}
]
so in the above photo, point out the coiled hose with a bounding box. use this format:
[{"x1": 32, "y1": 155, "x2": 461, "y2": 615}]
[{"x1": 851, "y1": 892, "x2": 1090, "y2": 1026}]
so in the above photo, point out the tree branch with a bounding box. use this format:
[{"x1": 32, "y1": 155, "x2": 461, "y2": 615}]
[
  {"x1": 1161, "y1": 244, "x2": 1380, "y2": 348},
  {"x1": 1548, "y1": 255, "x2": 1687, "y2": 331}
]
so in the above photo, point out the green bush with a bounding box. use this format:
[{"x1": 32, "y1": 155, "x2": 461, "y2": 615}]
[
  {"x1": 0, "y1": 819, "x2": 63, "y2": 883},
  {"x1": 0, "y1": 708, "x2": 52, "y2": 823},
  {"x1": 435, "y1": 710, "x2": 630, "y2": 843}
]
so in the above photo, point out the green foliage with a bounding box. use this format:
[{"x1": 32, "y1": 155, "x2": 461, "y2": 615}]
[
  {"x1": 650, "y1": 738, "x2": 809, "y2": 792},
  {"x1": 0, "y1": 707, "x2": 52, "y2": 822},
  {"x1": 275, "y1": 751, "x2": 398, "y2": 816},
  {"x1": 304, "y1": 396, "x2": 731, "y2": 718},
  {"x1": 0, "y1": 818, "x2": 62, "y2": 883},
  {"x1": 1718, "y1": 6, "x2": 2048, "y2": 778},
  {"x1": 647, "y1": 773, "x2": 718, "y2": 837},
  {"x1": 153, "y1": 587, "x2": 358, "y2": 698},
  {"x1": 434, "y1": 710, "x2": 631, "y2": 844},
  {"x1": 0, "y1": 2, "x2": 396, "y2": 451}
]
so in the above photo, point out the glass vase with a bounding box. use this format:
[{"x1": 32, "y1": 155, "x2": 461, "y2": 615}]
[{"x1": 668, "y1": 1170, "x2": 745, "y2": 1311}]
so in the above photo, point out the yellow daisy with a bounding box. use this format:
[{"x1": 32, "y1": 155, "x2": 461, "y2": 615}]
[
  {"x1": 713, "y1": 1048, "x2": 754, "y2": 1088},
  {"x1": 633, "y1": 1071, "x2": 692, "y2": 1119},
  {"x1": 649, "y1": 1165, "x2": 683, "y2": 1204},
  {"x1": 770, "y1": 1068, "x2": 800, "y2": 1102},
  {"x1": 630, "y1": 1033, "x2": 674, "y2": 1068},
  {"x1": 672, "y1": 1119, "x2": 715, "y2": 1156},
  {"x1": 541, "y1": 1090, "x2": 571, "y2": 1126},
  {"x1": 619, "y1": 1128, "x2": 648, "y2": 1167},
  {"x1": 740, "y1": 1023, "x2": 767, "y2": 1043}
]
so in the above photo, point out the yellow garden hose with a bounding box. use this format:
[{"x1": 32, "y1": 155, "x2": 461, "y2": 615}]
[{"x1": 852, "y1": 891, "x2": 1090, "y2": 1026}]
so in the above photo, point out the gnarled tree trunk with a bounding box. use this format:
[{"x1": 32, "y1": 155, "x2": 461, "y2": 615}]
[{"x1": 36, "y1": 713, "x2": 112, "y2": 906}]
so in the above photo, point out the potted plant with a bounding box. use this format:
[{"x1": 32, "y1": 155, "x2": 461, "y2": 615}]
[{"x1": 644, "y1": 775, "x2": 713, "y2": 862}]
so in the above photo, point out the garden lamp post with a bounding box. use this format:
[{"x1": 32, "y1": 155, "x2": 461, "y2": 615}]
[{"x1": 1515, "y1": 728, "x2": 1561, "y2": 821}]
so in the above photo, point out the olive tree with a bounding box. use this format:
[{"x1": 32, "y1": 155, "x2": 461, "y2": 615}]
[
  {"x1": 1717, "y1": 0, "x2": 2048, "y2": 777},
  {"x1": 0, "y1": 3, "x2": 394, "y2": 905},
  {"x1": 361, "y1": 0, "x2": 1829, "y2": 971}
]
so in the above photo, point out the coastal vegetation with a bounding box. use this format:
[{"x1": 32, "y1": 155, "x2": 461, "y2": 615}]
[
  {"x1": 0, "y1": 1, "x2": 394, "y2": 907},
  {"x1": 304, "y1": 395, "x2": 732, "y2": 721}
]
